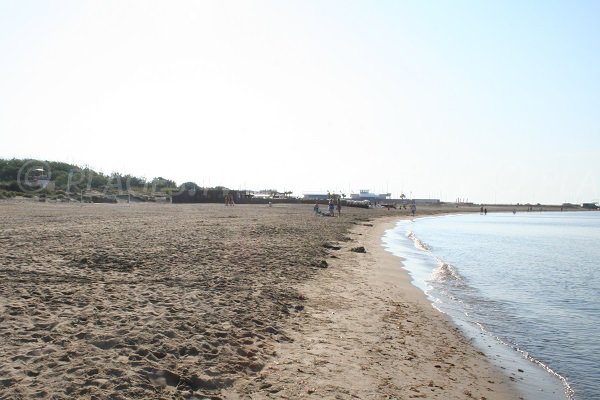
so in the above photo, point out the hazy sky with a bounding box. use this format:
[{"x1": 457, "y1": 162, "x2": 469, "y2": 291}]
[{"x1": 1, "y1": 0, "x2": 598, "y2": 204}]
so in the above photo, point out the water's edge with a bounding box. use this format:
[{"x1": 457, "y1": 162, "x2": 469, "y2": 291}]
[{"x1": 382, "y1": 216, "x2": 570, "y2": 400}]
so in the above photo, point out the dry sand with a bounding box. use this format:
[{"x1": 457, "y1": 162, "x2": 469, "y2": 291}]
[{"x1": 0, "y1": 201, "x2": 519, "y2": 399}]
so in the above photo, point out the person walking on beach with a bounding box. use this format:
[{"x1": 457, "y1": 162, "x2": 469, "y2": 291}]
[
  {"x1": 484, "y1": 207, "x2": 487, "y2": 215},
  {"x1": 410, "y1": 202, "x2": 416, "y2": 217},
  {"x1": 328, "y1": 200, "x2": 335, "y2": 216},
  {"x1": 336, "y1": 201, "x2": 342, "y2": 217},
  {"x1": 480, "y1": 206, "x2": 484, "y2": 215},
  {"x1": 314, "y1": 202, "x2": 320, "y2": 216}
]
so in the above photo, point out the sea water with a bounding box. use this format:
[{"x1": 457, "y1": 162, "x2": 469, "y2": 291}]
[{"x1": 383, "y1": 212, "x2": 600, "y2": 400}]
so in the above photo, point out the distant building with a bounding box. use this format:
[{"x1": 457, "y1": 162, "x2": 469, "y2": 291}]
[
  {"x1": 350, "y1": 190, "x2": 391, "y2": 201},
  {"x1": 27, "y1": 168, "x2": 50, "y2": 189}
]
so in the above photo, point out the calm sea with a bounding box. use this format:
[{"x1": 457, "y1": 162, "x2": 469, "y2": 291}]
[{"x1": 383, "y1": 212, "x2": 600, "y2": 400}]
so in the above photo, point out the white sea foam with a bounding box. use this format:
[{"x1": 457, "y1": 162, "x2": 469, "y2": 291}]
[
  {"x1": 430, "y1": 261, "x2": 464, "y2": 285},
  {"x1": 407, "y1": 230, "x2": 430, "y2": 251}
]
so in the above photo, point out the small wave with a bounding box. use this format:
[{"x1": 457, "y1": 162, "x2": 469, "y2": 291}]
[
  {"x1": 407, "y1": 231, "x2": 430, "y2": 251},
  {"x1": 431, "y1": 261, "x2": 464, "y2": 285}
]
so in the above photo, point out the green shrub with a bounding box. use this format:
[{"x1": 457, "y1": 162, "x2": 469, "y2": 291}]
[{"x1": 2, "y1": 181, "x2": 21, "y2": 192}]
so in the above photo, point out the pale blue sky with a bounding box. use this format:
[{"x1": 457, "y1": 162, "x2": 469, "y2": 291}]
[{"x1": 1, "y1": 0, "x2": 598, "y2": 204}]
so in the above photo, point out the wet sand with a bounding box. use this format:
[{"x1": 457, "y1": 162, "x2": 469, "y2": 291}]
[{"x1": 0, "y1": 201, "x2": 518, "y2": 399}]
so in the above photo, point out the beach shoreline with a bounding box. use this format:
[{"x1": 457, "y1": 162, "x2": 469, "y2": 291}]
[
  {"x1": 0, "y1": 201, "x2": 533, "y2": 399},
  {"x1": 388, "y1": 213, "x2": 583, "y2": 400},
  {"x1": 229, "y1": 215, "x2": 521, "y2": 399}
]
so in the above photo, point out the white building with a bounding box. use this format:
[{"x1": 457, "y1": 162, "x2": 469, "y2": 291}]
[{"x1": 350, "y1": 190, "x2": 391, "y2": 201}]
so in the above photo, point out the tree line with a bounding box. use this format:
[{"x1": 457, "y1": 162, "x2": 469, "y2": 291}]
[
  {"x1": 0, "y1": 158, "x2": 283, "y2": 203},
  {"x1": 0, "y1": 158, "x2": 177, "y2": 198}
]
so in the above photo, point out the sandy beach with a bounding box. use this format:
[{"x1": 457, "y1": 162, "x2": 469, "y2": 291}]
[{"x1": 1, "y1": 201, "x2": 519, "y2": 399}]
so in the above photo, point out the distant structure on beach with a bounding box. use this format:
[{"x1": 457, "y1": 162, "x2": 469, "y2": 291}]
[
  {"x1": 350, "y1": 190, "x2": 391, "y2": 201},
  {"x1": 302, "y1": 192, "x2": 332, "y2": 201},
  {"x1": 303, "y1": 190, "x2": 394, "y2": 202},
  {"x1": 173, "y1": 188, "x2": 297, "y2": 204},
  {"x1": 582, "y1": 202, "x2": 599, "y2": 210},
  {"x1": 302, "y1": 190, "x2": 439, "y2": 206},
  {"x1": 26, "y1": 167, "x2": 51, "y2": 189}
]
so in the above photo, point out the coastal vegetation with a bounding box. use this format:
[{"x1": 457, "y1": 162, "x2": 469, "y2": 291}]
[
  {"x1": 0, "y1": 158, "x2": 178, "y2": 202},
  {"x1": 0, "y1": 158, "x2": 296, "y2": 204}
]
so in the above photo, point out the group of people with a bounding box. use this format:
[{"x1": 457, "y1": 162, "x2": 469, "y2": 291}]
[
  {"x1": 224, "y1": 194, "x2": 235, "y2": 206},
  {"x1": 314, "y1": 199, "x2": 341, "y2": 217}
]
